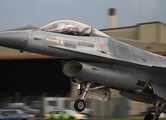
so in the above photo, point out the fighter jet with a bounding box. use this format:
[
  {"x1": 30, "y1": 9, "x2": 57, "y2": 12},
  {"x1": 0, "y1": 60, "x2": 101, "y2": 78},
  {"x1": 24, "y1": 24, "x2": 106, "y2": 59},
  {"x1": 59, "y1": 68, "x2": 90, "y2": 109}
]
[{"x1": 0, "y1": 20, "x2": 166, "y2": 120}]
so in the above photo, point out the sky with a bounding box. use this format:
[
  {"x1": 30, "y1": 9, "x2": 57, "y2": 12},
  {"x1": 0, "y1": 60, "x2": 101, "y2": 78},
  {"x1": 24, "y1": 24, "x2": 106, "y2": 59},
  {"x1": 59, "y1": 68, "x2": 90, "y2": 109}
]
[{"x1": 0, "y1": 0, "x2": 166, "y2": 31}]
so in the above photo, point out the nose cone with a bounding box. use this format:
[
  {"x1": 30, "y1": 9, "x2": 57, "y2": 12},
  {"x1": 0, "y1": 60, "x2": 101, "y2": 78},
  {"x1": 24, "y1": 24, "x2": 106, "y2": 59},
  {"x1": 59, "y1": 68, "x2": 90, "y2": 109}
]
[{"x1": 0, "y1": 31, "x2": 28, "y2": 50}]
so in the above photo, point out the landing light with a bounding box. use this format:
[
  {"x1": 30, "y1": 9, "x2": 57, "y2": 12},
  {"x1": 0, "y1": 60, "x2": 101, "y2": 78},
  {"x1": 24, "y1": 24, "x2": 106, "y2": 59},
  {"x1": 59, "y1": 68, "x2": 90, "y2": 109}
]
[
  {"x1": 78, "y1": 84, "x2": 81, "y2": 89},
  {"x1": 77, "y1": 84, "x2": 82, "y2": 95}
]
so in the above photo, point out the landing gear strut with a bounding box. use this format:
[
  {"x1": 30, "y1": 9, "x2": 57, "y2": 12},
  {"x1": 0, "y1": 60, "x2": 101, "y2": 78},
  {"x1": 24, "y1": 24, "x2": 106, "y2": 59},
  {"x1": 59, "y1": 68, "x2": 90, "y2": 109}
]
[{"x1": 74, "y1": 82, "x2": 111, "y2": 112}]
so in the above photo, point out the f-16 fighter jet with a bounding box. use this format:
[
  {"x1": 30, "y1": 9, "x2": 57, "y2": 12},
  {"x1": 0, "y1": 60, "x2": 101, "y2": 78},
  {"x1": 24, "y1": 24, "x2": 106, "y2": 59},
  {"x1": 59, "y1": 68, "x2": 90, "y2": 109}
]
[{"x1": 0, "y1": 20, "x2": 166, "y2": 120}]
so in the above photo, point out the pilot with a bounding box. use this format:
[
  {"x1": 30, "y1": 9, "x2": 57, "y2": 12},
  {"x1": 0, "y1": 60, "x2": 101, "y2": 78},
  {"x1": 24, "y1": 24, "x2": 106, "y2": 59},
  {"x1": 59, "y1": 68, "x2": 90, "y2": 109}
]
[
  {"x1": 61, "y1": 24, "x2": 80, "y2": 36},
  {"x1": 61, "y1": 24, "x2": 73, "y2": 34},
  {"x1": 70, "y1": 27, "x2": 79, "y2": 35}
]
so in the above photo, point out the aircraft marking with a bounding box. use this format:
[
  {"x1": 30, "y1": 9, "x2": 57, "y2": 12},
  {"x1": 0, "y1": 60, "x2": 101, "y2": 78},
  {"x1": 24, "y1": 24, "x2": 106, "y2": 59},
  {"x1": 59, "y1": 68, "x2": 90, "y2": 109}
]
[
  {"x1": 91, "y1": 67, "x2": 98, "y2": 70},
  {"x1": 96, "y1": 44, "x2": 101, "y2": 49},
  {"x1": 64, "y1": 43, "x2": 76, "y2": 49},
  {"x1": 78, "y1": 41, "x2": 94, "y2": 47},
  {"x1": 46, "y1": 38, "x2": 63, "y2": 44}
]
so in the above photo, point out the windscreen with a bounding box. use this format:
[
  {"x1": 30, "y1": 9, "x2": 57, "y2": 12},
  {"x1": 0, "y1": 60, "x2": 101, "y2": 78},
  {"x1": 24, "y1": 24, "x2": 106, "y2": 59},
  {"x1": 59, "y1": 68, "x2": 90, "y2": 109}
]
[
  {"x1": 40, "y1": 20, "x2": 91, "y2": 36},
  {"x1": 40, "y1": 20, "x2": 110, "y2": 38}
]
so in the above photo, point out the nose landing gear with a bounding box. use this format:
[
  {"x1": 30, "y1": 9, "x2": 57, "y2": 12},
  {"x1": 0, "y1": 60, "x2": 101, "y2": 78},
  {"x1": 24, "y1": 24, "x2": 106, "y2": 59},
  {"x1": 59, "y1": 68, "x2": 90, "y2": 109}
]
[
  {"x1": 74, "y1": 82, "x2": 111, "y2": 112},
  {"x1": 74, "y1": 83, "x2": 91, "y2": 112}
]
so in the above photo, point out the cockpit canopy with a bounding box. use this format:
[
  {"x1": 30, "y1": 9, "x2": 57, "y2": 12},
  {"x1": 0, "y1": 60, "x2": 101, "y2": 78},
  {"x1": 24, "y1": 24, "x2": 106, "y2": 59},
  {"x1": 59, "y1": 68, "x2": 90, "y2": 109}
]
[{"x1": 40, "y1": 20, "x2": 110, "y2": 38}]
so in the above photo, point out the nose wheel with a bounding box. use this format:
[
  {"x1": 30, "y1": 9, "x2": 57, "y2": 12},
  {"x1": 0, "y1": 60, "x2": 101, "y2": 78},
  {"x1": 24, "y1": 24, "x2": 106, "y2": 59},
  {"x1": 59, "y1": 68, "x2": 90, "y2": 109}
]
[{"x1": 74, "y1": 99, "x2": 85, "y2": 112}]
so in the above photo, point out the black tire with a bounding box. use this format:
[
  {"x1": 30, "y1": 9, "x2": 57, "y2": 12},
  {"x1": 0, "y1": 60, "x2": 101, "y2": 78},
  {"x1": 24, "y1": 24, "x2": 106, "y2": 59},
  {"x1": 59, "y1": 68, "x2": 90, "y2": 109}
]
[
  {"x1": 144, "y1": 114, "x2": 154, "y2": 120},
  {"x1": 74, "y1": 99, "x2": 85, "y2": 112},
  {"x1": 70, "y1": 116, "x2": 75, "y2": 120}
]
